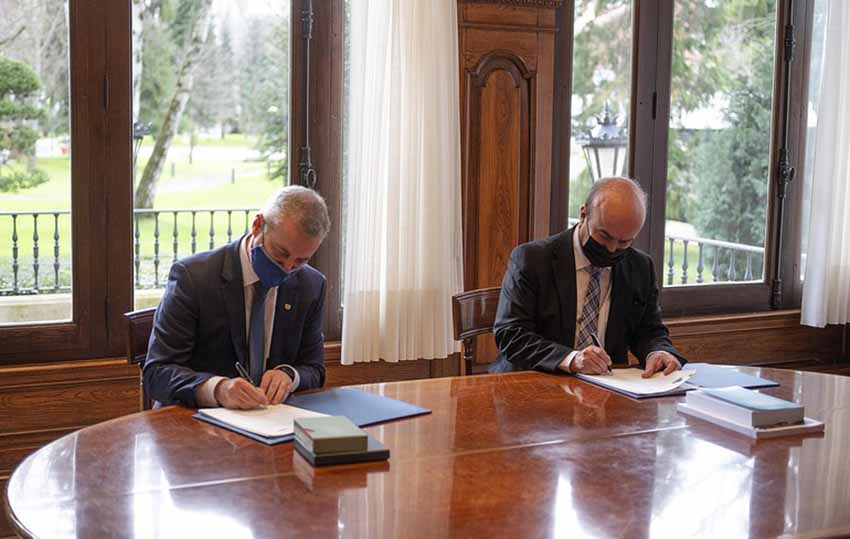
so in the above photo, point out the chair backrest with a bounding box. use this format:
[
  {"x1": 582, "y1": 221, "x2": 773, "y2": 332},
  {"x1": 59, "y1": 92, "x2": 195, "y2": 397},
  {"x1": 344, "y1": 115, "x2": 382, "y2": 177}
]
[
  {"x1": 451, "y1": 287, "x2": 501, "y2": 375},
  {"x1": 124, "y1": 307, "x2": 157, "y2": 410}
]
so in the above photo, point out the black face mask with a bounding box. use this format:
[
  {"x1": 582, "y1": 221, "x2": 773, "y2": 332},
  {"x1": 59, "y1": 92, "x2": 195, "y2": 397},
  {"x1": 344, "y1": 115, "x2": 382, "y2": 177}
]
[{"x1": 581, "y1": 233, "x2": 627, "y2": 267}]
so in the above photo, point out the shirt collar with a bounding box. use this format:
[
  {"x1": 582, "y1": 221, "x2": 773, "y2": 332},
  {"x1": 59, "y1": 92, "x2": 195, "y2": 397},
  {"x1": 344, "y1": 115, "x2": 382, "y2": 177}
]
[
  {"x1": 239, "y1": 234, "x2": 260, "y2": 287},
  {"x1": 573, "y1": 225, "x2": 592, "y2": 271}
]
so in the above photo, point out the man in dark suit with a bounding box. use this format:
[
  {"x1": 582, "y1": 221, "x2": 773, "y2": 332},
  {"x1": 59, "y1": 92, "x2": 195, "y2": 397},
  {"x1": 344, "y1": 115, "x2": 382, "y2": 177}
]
[
  {"x1": 144, "y1": 186, "x2": 330, "y2": 409},
  {"x1": 490, "y1": 176, "x2": 685, "y2": 376}
]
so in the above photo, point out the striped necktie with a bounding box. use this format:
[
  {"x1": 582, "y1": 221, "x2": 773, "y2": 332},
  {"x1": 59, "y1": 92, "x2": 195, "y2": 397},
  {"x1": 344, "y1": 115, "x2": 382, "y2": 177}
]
[{"x1": 575, "y1": 266, "x2": 602, "y2": 350}]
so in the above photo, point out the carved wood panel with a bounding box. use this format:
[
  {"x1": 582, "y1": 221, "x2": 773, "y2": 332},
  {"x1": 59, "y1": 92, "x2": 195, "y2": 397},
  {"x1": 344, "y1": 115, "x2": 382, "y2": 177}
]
[{"x1": 459, "y1": 1, "x2": 557, "y2": 364}]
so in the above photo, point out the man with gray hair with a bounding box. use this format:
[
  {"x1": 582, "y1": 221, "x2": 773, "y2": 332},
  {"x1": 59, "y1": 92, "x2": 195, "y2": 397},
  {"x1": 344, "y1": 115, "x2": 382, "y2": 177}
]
[
  {"x1": 144, "y1": 186, "x2": 331, "y2": 409},
  {"x1": 490, "y1": 176, "x2": 685, "y2": 377}
]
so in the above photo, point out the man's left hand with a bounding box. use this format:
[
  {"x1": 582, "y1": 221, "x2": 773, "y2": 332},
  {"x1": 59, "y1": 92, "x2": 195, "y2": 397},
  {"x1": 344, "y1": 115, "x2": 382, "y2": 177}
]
[
  {"x1": 642, "y1": 352, "x2": 682, "y2": 378},
  {"x1": 260, "y1": 370, "x2": 293, "y2": 404}
]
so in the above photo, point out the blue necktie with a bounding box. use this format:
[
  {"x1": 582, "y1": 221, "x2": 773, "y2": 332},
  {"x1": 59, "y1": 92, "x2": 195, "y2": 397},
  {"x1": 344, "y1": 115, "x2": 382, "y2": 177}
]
[
  {"x1": 249, "y1": 282, "x2": 270, "y2": 385},
  {"x1": 576, "y1": 267, "x2": 602, "y2": 349}
]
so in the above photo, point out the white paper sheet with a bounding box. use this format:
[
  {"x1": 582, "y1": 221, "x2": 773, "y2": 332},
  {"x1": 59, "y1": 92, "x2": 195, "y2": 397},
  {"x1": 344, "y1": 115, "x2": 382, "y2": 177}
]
[
  {"x1": 198, "y1": 404, "x2": 328, "y2": 438},
  {"x1": 577, "y1": 368, "x2": 695, "y2": 396}
]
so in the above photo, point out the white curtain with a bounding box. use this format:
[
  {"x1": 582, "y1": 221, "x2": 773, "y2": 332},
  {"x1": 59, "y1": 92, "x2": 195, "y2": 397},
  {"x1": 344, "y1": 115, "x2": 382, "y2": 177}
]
[
  {"x1": 342, "y1": 0, "x2": 463, "y2": 364},
  {"x1": 802, "y1": 1, "x2": 850, "y2": 327}
]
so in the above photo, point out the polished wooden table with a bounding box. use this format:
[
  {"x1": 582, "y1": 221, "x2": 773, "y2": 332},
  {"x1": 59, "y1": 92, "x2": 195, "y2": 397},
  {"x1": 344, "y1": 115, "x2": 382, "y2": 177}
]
[{"x1": 5, "y1": 367, "x2": 850, "y2": 539}]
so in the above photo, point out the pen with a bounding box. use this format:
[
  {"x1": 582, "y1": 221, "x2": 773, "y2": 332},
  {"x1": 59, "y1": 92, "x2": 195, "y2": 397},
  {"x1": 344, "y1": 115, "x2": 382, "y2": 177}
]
[
  {"x1": 234, "y1": 361, "x2": 256, "y2": 386},
  {"x1": 589, "y1": 332, "x2": 612, "y2": 373}
]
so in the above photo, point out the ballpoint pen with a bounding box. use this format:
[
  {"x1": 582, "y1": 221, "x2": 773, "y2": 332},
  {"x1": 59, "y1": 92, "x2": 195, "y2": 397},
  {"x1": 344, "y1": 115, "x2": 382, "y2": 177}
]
[
  {"x1": 589, "y1": 332, "x2": 612, "y2": 373},
  {"x1": 234, "y1": 361, "x2": 256, "y2": 386}
]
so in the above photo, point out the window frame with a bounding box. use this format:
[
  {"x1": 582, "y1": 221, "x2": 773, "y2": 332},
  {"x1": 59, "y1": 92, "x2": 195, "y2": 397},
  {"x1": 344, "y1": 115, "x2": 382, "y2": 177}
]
[
  {"x1": 290, "y1": 0, "x2": 345, "y2": 341},
  {"x1": 0, "y1": 0, "x2": 133, "y2": 365},
  {"x1": 553, "y1": 0, "x2": 815, "y2": 316}
]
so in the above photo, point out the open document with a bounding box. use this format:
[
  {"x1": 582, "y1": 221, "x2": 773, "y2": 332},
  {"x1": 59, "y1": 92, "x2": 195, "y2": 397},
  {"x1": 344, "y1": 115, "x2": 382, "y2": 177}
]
[
  {"x1": 198, "y1": 404, "x2": 328, "y2": 438},
  {"x1": 575, "y1": 368, "x2": 695, "y2": 398}
]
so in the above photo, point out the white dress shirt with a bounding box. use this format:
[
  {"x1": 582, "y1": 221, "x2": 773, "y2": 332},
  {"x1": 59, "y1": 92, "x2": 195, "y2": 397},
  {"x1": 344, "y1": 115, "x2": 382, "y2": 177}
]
[
  {"x1": 561, "y1": 227, "x2": 613, "y2": 371},
  {"x1": 560, "y1": 227, "x2": 665, "y2": 372},
  {"x1": 195, "y1": 235, "x2": 300, "y2": 406}
]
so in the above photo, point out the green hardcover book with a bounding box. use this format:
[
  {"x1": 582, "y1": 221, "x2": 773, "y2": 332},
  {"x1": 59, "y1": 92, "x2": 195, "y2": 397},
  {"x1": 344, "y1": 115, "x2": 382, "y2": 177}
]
[
  {"x1": 294, "y1": 434, "x2": 390, "y2": 467},
  {"x1": 294, "y1": 416, "x2": 368, "y2": 454}
]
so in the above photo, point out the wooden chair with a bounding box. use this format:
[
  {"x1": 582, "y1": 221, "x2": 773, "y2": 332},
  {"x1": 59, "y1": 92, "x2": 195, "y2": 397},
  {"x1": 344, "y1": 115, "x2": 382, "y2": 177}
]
[
  {"x1": 124, "y1": 307, "x2": 157, "y2": 410},
  {"x1": 451, "y1": 287, "x2": 502, "y2": 375}
]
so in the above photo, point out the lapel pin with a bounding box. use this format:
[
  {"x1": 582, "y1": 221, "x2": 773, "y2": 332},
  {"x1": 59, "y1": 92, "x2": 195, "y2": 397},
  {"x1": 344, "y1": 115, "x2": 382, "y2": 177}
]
[{"x1": 284, "y1": 303, "x2": 292, "y2": 311}]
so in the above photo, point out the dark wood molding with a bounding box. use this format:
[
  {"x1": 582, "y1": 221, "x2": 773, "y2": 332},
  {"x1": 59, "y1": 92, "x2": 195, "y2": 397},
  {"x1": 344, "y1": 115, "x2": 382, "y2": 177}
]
[
  {"x1": 459, "y1": 0, "x2": 564, "y2": 7},
  {"x1": 290, "y1": 0, "x2": 344, "y2": 341},
  {"x1": 843, "y1": 324, "x2": 850, "y2": 362},
  {"x1": 549, "y1": 2, "x2": 573, "y2": 234}
]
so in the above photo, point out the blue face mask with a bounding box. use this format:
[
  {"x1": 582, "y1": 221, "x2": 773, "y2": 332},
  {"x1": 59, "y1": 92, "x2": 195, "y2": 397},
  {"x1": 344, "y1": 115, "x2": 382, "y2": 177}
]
[{"x1": 250, "y1": 236, "x2": 291, "y2": 289}]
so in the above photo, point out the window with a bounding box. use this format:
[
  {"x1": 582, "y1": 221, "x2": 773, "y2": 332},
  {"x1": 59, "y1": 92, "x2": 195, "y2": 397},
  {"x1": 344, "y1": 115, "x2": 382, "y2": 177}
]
[
  {"x1": 663, "y1": 1, "x2": 776, "y2": 288},
  {"x1": 290, "y1": 0, "x2": 345, "y2": 341},
  {"x1": 1, "y1": 1, "x2": 73, "y2": 324},
  {"x1": 0, "y1": 0, "x2": 132, "y2": 363},
  {"x1": 559, "y1": 0, "x2": 812, "y2": 315},
  {"x1": 568, "y1": 1, "x2": 634, "y2": 223},
  {"x1": 130, "y1": 0, "x2": 291, "y2": 310}
]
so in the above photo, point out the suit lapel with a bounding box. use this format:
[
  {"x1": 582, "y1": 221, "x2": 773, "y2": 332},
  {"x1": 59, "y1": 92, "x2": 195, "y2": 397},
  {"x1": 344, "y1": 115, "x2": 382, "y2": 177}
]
[
  {"x1": 552, "y1": 227, "x2": 578, "y2": 347},
  {"x1": 605, "y1": 259, "x2": 630, "y2": 361},
  {"x1": 221, "y1": 238, "x2": 248, "y2": 367},
  {"x1": 269, "y1": 272, "x2": 300, "y2": 364}
]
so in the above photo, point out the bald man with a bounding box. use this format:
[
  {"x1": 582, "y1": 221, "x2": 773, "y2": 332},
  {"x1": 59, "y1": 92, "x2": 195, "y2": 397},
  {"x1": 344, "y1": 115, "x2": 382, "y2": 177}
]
[{"x1": 490, "y1": 177, "x2": 686, "y2": 377}]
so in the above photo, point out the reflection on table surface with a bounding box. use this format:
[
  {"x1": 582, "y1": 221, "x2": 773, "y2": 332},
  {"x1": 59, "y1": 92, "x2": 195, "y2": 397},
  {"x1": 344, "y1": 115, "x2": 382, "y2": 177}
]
[{"x1": 6, "y1": 367, "x2": 850, "y2": 539}]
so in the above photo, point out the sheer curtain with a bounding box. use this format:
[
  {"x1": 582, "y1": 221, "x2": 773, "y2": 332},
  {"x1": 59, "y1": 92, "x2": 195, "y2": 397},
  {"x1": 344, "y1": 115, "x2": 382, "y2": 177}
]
[
  {"x1": 342, "y1": 0, "x2": 463, "y2": 364},
  {"x1": 801, "y1": 1, "x2": 850, "y2": 327}
]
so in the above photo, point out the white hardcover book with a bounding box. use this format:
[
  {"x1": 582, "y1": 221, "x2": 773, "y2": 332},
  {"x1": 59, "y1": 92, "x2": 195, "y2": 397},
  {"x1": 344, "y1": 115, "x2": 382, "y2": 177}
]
[
  {"x1": 677, "y1": 402, "x2": 824, "y2": 439},
  {"x1": 693, "y1": 386, "x2": 804, "y2": 427}
]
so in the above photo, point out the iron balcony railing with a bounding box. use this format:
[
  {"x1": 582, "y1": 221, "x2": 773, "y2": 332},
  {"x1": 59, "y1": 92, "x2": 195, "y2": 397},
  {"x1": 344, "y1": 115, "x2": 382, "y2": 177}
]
[
  {"x1": 0, "y1": 208, "x2": 258, "y2": 295},
  {"x1": 1, "y1": 210, "x2": 765, "y2": 296}
]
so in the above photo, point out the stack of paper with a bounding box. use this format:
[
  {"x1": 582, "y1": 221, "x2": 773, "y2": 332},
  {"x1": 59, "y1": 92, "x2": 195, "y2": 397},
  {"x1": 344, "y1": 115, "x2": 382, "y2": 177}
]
[
  {"x1": 576, "y1": 368, "x2": 695, "y2": 398},
  {"x1": 197, "y1": 404, "x2": 328, "y2": 438}
]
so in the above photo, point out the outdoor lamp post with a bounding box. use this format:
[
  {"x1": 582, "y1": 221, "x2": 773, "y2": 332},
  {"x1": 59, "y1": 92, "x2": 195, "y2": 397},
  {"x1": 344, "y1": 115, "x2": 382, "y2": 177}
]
[
  {"x1": 579, "y1": 102, "x2": 628, "y2": 182},
  {"x1": 132, "y1": 121, "x2": 151, "y2": 171},
  {"x1": 132, "y1": 121, "x2": 151, "y2": 191}
]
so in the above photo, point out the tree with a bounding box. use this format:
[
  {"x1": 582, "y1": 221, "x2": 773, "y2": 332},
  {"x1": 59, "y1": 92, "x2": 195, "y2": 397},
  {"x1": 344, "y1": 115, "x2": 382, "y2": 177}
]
[
  {"x1": 134, "y1": 0, "x2": 214, "y2": 209},
  {"x1": 0, "y1": 0, "x2": 70, "y2": 135},
  {"x1": 692, "y1": 30, "x2": 773, "y2": 249},
  {"x1": 188, "y1": 22, "x2": 239, "y2": 136},
  {"x1": 255, "y1": 14, "x2": 290, "y2": 183},
  {"x1": 0, "y1": 55, "x2": 48, "y2": 192}
]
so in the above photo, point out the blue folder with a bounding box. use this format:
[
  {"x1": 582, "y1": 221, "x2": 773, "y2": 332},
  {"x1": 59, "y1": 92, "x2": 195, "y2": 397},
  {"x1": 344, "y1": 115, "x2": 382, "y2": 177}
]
[
  {"x1": 682, "y1": 363, "x2": 779, "y2": 389},
  {"x1": 193, "y1": 387, "x2": 431, "y2": 445}
]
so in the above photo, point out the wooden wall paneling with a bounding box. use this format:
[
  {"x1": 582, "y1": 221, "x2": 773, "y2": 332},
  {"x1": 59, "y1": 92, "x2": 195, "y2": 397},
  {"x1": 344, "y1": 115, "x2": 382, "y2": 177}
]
[
  {"x1": 322, "y1": 343, "x2": 459, "y2": 386},
  {"x1": 0, "y1": 477, "x2": 10, "y2": 538},
  {"x1": 459, "y1": 1, "x2": 560, "y2": 365},
  {"x1": 666, "y1": 310, "x2": 844, "y2": 368}
]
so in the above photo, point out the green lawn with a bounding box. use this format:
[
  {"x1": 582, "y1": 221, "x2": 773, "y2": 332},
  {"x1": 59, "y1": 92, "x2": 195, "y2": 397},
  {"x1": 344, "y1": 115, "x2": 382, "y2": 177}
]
[{"x1": 0, "y1": 134, "x2": 286, "y2": 291}]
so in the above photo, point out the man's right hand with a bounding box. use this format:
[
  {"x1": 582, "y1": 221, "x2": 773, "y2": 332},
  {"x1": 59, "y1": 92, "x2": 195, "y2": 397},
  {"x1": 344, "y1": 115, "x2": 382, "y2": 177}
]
[
  {"x1": 213, "y1": 378, "x2": 269, "y2": 409},
  {"x1": 571, "y1": 345, "x2": 612, "y2": 374}
]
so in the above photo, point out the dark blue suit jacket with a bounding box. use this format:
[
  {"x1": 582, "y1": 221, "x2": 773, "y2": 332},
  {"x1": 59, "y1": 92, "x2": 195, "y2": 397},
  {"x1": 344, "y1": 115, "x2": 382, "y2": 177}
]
[
  {"x1": 143, "y1": 237, "x2": 326, "y2": 407},
  {"x1": 489, "y1": 226, "x2": 685, "y2": 373}
]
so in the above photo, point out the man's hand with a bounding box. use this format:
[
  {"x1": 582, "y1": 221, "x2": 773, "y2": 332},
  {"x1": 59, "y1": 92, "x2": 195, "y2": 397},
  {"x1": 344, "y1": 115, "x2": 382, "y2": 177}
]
[
  {"x1": 214, "y1": 378, "x2": 269, "y2": 409},
  {"x1": 261, "y1": 369, "x2": 293, "y2": 405},
  {"x1": 642, "y1": 352, "x2": 682, "y2": 378},
  {"x1": 570, "y1": 345, "x2": 612, "y2": 375}
]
